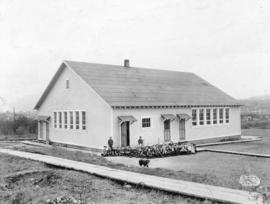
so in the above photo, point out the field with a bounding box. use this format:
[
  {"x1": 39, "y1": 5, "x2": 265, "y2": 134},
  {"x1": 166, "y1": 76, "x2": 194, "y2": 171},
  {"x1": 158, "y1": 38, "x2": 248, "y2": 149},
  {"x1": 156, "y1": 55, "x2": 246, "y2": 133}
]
[
  {"x1": 0, "y1": 130, "x2": 269, "y2": 191},
  {"x1": 206, "y1": 138, "x2": 270, "y2": 155},
  {"x1": 242, "y1": 128, "x2": 270, "y2": 137},
  {"x1": 241, "y1": 119, "x2": 270, "y2": 129},
  {"x1": 0, "y1": 134, "x2": 37, "y2": 140},
  {"x1": 107, "y1": 148, "x2": 270, "y2": 190},
  {"x1": 0, "y1": 129, "x2": 270, "y2": 203},
  {"x1": 0, "y1": 153, "x2": 214, "y2": 204}
]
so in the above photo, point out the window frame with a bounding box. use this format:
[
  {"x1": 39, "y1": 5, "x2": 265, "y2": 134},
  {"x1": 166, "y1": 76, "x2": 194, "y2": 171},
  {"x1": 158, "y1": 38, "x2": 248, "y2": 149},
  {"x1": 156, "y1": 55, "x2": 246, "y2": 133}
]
[
  {"x1": 206, "y1": 108, "x2": 211, "y2": 125},
  {"x1": 66, "y1": 79, "x2": 69, "y2": 89},
  {"x1": 142, "y1": 117, "x2": 151, "y2": 128},
  {"x1": 82, "y1": 111, "x2": 86, "y2": 130},
  {"x1": 225, "y1": 108, "x2": 230, "y2": 123},
  {"x1": 75, "y1": 111, "x2": 80, "y2": 130},
  {"x1": 53, "y1": 112, "x2": 57, "y2": 128},
  {"x1": 213, "y1": 108, "x2": 217, "y2": 124},
  {"x1": 69, "y1": 111, "x2": 74, "y2": 129},
  {"x1": 192, "y1": 109, "x2": 197, "y2": 126},
  {"x1": 199, "y1": 109, "x2": 204, "y2": 125},
  {"x1": 219, "y1": 108, "x2": 224, "y2": 124},
  {"x1": 58, "y1": 112, "x2": 62, "y2": 128},
  {"x1": 64, "y1": 111, "x2": 68, "y2": 129}
]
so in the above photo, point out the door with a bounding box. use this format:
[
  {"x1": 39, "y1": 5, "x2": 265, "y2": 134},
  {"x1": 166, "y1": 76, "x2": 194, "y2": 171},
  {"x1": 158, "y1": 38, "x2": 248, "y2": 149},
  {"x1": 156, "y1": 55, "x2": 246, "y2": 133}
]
[
  {"x1": 121, "y1": 122, "x2": 130, "y2": 147},
  {"x1": 164, "y1": 119, "x2": 171, "y2": 142},
  {"x1": 45, "y1": 122, "x2": 50, "y2": 142},
  {"x1": 39, "y1": 122, "x2": 43, "y2": 140},
  {"x1": 179, "y1": 119, "x2": 186, "y2": 140}
]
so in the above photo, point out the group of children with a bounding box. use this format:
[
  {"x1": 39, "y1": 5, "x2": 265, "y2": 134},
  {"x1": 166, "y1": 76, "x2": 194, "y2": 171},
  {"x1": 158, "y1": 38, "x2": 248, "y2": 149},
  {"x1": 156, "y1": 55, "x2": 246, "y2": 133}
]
[{"x1": 107, "y1": 136, "x2": 144, "y2": 150}]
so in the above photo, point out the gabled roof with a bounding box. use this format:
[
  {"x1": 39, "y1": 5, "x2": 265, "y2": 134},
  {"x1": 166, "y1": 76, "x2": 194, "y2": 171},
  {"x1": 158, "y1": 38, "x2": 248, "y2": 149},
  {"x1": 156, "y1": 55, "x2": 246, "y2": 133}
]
[{"x1": 34, "y1": 60, "x2": 240, "y2": 110}]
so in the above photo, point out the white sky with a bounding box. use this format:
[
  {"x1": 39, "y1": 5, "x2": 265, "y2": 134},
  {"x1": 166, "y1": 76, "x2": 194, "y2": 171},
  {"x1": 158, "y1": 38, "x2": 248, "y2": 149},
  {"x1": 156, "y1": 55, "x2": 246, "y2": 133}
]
[{"x1": 1, "y1": 0, "x2": 270, "y2": 111}]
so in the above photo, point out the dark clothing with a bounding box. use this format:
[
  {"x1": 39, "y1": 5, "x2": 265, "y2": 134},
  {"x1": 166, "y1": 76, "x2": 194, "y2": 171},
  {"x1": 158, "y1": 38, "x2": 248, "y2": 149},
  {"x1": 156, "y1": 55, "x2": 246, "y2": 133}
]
[
  {"x1": 138, "y1": 138, "x2": 143, "y2": 145},
  {"x1": 108, "y1": 138, "x2": 113, "y2": 149}
]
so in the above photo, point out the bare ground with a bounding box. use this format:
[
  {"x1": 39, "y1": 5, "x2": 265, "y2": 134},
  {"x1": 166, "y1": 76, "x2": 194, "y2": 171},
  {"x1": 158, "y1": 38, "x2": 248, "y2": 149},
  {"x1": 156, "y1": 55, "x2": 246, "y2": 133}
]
[
  {"x1": 0, "y1": 129, "x2": 269, "y2": 203},
  {"x1": 0, "y1": 154, "x2": 218, "y2": 204}
]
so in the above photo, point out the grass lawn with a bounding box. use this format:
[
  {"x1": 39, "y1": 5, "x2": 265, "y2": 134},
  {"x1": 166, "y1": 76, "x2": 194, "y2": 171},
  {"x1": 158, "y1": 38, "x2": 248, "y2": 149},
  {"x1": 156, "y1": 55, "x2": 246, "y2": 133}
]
[
  {"x1": 0, "y1": 154, "x2": 214, "y2": 204},
  {"x1": 106, "y1": 151, "x2": 270, "y2": 190},
  {"x1": 1, "y1": 139, "x2": 270, "y2": 192},
  {"x1": 206, "y1": 128, "x2": 270, "y2": 154},
  {"x1": 0, "y1": 134, "x2": 37, "y2": 140},
  {"x1": 205, "y1": 138, "x2": 270, "y2": 154},
  {"x1": 242, "y1": 128, "x2": 270, "y2": 137},
  {"x1": 0, "y1": 128, "x2": 269, "y2": 201}
]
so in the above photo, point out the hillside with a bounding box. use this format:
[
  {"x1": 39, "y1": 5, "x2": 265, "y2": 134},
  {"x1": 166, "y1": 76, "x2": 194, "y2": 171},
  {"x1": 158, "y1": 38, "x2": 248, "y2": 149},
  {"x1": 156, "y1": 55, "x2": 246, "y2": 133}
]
[{"x1": 239, "y1": 95, "x2": 270, "y2": 114}]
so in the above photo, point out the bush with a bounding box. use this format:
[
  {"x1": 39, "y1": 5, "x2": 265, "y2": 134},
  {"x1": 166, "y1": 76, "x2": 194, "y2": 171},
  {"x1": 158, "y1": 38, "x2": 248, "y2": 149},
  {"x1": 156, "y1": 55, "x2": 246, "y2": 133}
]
[
  {"x1": 102, "y1": 142, "x2": 197, "y2": 158},
  {"x1": 0, "y1": 112, "x2": 37, "y2": 135},
  {"x1": 16, "y1": 126, "x2": 26, "y2": 135}
]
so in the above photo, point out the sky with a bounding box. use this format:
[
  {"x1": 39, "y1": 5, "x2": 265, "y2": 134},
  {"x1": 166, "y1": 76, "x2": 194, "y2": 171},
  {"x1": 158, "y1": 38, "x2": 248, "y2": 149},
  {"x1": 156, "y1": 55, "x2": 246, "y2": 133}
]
[{"x1": 1, "y1": 0, "x2": 270, "y2": 111}]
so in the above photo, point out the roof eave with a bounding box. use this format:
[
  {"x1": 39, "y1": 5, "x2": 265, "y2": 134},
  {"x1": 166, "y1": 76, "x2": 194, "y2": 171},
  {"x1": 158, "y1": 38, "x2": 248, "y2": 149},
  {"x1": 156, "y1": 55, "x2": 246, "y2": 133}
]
[
  {"x1": 34, "y1": 61, "x2": 68, "y2": 110},
  {"x1": 111, "y1": 104, "x2": 242, "y2": 109}
]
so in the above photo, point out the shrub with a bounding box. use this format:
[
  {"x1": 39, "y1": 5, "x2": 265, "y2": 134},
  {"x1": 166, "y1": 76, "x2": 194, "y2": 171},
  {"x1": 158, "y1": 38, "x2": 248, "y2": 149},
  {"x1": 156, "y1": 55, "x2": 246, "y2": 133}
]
[
  {"x1": 102, "y1": 142, "x2": 197, "y2": 158},
  {"x1": 16, "y1": 126, "x2": 26, "y2": 135}
]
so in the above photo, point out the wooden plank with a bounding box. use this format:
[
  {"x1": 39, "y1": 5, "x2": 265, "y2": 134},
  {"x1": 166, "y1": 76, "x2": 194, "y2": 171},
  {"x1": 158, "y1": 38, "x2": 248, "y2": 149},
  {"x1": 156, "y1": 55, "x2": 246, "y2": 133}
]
[
  {"x1": 205, "y1": 148, "x2": 270, "y2": 158},
  {"x1": 0, "y1": 148, "x2": 263, "y2": 204},
  {"x1": 197, "y1": 137, "x2": 261, "y2": 147}
]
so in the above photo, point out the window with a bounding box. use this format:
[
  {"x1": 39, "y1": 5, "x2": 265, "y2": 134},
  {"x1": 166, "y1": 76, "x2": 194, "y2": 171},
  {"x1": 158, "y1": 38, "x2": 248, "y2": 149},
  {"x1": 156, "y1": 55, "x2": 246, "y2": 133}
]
[
  {"x1": 66, "y1": 79, "x2": 69, "y2": 89},
  {"x1": 225, "y1": 108, "x2": 230, "y2": 123},
  {"x1": 213, "y1": 109, "x2": 217, "y2": 124},
  {"x1": 64, "y1": 112, "x2": 67, "y2": 129},
  {"x1": 82, "y1": 111, "x2": 86, "y2": 130},
  {"x1": 219, "y1": 108, "x2": 224, "y2": 124},
  {"x1": 206, "y1": 109, "x2": 211, "y2": 125},
  {"x1": 192, "y1": 109, "x2": 197, "y2": 126},
  {"x1": 199, "y1": 109, "x2": 204, "y2": 125},
  {"x1": 75, "y1": 111, "x2": 80, "y2": 129},
  {"x1": 54, "y1": 112, "x2": 57, "y2": 128},
  {"x1": 142, "y1": 117, "x2": 151, "y2": 128},
  {"x1": 69, "y1": 111, "x2": 73, "y2": 129},
  {"x1": 58, "y1": 112, "x2": 62, "y2": 128}
]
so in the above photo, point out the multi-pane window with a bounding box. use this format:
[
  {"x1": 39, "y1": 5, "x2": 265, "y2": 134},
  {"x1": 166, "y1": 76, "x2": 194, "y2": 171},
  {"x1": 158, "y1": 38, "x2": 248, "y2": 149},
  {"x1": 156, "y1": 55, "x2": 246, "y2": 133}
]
[
  {"x1": 54, "y1": 111, "x2": 86, "y2": 130},
  {"x1": 142, "y1": 118, "x2": 151, "y2": 128},
  {"x1": 225, "y1": 108, "x2": 230, "y2": 123},
  {"x1": 199, "y1": 109, "x2": 204, "y2": 125},
  {"x1": 54, "y1": 112, "x2": 57, "y2": 128},
  {"x1": 82, "y1": 111, "x2": 86, "y2": 130},
  {"x1": 219, "y1": 108, "x2": 224, "y2": 124},
  {"x1": 206, "y1": 109, "x2": 211, "y2": 125},
  {"x1": 213, "y1": 109, "x2": 217, "y2": 124},
  {"x1": 58, "y1": 112, "x2": 62, "y2": 128},
  {"x1": 64, "y1": 112, "x2": 67, "y2": 129},
  {"x1": 192, "y1": 109, "x2": 197, "y2": 126},
  {"x1": 191, "y1": 107, "x2": 230, "y2": 127},
  {"x1": 69, "y1": 111, "x2": 73, "y2": 129},
  {"x1": 75, "y1": 111, "x2": 80, "y2": 129}
]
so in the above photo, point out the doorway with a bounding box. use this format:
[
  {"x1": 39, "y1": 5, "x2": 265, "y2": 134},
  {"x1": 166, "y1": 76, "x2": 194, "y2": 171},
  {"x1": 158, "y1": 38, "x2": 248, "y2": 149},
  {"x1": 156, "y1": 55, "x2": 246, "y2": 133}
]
[
  {"x1": 45, "y1": 122, "x2": 50, "y2": 141},
  {"x1": 121, "y1": 121, "x2": 130, "y2": 147},
  {"x1": 179, "y1": 119, "x2": 186, "y2": 140},
  {"x1": 164, "y1": 119, "x2": 171, "y2": 142},
  {"x1": 39, "y1": 122, "x2": 43, "y2": 140}
]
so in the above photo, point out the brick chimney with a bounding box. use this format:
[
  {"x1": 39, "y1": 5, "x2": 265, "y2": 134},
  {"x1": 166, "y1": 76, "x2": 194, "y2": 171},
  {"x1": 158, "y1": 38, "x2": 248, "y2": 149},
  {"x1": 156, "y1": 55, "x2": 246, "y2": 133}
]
[{"x1": 124, "y1": 59, "x2": 130, "y2": 68}]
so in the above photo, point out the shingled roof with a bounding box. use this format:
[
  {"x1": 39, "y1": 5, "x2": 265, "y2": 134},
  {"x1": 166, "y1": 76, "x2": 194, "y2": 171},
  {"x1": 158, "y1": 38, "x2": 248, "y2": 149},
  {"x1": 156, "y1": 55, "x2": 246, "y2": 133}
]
[{"x1": 35, "y1": 60, "x2": 240, "y2": 109}]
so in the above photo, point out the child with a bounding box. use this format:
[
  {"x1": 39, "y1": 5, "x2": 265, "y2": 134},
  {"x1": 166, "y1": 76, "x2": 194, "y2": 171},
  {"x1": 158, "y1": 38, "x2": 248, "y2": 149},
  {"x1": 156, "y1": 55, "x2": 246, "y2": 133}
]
[
  {"x1": 138, "y1": 136, "x2": 143, "y2": 146},
  {"x1": 108, "y1": 137, "x2": 113, "y2": 150}
]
